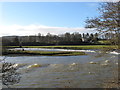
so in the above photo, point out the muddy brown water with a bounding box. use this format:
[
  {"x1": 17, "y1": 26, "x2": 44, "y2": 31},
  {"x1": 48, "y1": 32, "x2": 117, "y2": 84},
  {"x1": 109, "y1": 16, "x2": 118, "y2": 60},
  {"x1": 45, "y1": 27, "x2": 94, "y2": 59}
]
[{"x1": 0, "y1": 49, "x2": 118, "y2": 88}]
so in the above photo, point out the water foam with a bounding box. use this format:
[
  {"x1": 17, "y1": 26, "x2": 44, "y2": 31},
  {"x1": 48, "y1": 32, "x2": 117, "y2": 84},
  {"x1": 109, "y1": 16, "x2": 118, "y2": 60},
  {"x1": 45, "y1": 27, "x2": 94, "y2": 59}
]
[{"x1": 109, "y1": 51, "x2": 120, "y2": 55}]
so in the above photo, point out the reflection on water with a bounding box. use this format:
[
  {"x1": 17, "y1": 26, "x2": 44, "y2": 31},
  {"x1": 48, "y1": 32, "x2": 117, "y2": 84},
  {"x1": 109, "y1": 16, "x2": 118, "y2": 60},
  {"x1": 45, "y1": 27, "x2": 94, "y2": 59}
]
[{"x1": 1, "y1": 51, "x2": 118, "y2": 88}]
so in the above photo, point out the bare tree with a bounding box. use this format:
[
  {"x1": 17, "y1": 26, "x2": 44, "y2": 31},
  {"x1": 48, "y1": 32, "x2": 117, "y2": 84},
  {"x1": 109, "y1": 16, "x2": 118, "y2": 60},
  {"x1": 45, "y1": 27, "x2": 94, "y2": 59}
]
[{"x1": 85, "y1": 2, "x2": 120, "y2": 46}]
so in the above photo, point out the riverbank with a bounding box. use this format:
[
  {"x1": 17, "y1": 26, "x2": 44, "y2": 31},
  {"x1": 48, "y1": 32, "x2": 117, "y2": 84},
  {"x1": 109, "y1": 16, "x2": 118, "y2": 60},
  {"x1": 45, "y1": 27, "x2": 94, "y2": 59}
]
[
  {"x1": 7, "y1": 45, "x2": 118, "y2": 50},
  {"x1": 2, "y1": 50, "x2": 87, "y2": 56}
]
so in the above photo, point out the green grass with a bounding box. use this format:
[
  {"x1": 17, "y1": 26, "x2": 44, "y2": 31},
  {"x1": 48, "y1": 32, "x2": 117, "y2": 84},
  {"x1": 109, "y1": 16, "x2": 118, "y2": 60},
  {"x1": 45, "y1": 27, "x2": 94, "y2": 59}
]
[
  {"x1": 8, "y1": 45, "x2": 118, "y2": 50},
  {"x1": 3, "y1": 50, "x2": 87, "y2": 56},
  {"x1": 98, "y1": 40, "x2": 111, "y2": 44}
]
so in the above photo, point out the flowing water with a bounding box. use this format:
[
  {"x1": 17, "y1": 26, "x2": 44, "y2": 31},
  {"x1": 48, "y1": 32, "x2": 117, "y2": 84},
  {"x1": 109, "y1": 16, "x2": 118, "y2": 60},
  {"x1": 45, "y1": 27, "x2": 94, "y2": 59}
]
[{"x1": 0, "y1": 48, "x2": 119, "y2": 88}]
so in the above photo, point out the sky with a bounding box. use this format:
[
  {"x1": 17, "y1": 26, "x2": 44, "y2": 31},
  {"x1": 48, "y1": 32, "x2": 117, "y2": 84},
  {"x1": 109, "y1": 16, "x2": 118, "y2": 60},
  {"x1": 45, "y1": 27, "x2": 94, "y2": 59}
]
[{"x1": 0, "y1": 2, "x2": 100, "y2": 36}]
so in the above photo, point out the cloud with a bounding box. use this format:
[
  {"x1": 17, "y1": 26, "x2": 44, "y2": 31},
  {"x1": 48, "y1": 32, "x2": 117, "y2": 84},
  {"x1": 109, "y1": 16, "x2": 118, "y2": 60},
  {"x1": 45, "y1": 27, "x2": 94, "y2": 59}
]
[{"x1": 0, "y1": 24, "x2": 95, "y2": 36}]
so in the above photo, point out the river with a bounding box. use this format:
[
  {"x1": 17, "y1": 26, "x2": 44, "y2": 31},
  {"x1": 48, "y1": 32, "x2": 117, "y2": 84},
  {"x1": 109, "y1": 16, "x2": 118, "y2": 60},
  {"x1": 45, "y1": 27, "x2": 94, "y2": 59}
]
[{"x1": 1, "y1": 48, "x2": 119, "y2": 88}]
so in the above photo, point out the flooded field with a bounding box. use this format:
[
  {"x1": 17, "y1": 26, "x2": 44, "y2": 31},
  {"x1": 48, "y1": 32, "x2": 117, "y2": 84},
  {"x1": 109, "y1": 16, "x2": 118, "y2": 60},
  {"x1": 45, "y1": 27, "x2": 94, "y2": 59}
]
[{"x1": 1, "y1": 49, "x2": 119, "y2": 88}]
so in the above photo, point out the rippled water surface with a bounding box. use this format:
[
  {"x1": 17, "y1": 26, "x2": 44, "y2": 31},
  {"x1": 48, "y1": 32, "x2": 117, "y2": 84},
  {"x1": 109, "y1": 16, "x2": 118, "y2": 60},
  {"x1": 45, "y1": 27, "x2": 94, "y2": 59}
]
[{"x1": 1, "y1": 49, "x2": 118, "y2": 88}]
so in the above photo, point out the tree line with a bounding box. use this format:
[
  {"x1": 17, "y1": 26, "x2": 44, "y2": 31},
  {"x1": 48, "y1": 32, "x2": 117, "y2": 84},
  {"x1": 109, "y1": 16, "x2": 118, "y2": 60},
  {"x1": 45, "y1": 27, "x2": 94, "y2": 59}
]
[
  {"x1": 2, "y1": 32, "x2": 103, "y2": 46},
  {"x1": 2, "y1": 32, "x2": 116, "y2": 46}
]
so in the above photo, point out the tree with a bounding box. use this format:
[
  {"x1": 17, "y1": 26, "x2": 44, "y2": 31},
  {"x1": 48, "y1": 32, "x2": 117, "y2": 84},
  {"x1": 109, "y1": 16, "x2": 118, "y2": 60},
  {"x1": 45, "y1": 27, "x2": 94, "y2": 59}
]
[
  {"x1": 72, "y1": 32, "x2": 82, "y2": 44},
  {"x1": 89, "y1": 33, "x2": 94, "y2": 43},
  {"x1": 14, "y1": 36, "x2": 19, "y2": 46},
  {"x1": 64, "y1": 32, "x2": 71, "y2": 44},
  {"x1": 85, "y1": 33, "x2": 90, "y2": 42},
  {"x1": 85, "y1": 2, "x2": 120, "y2": 46},
  {"x1": 93, "y1": 33, "x2": 99, "y2": 43}
]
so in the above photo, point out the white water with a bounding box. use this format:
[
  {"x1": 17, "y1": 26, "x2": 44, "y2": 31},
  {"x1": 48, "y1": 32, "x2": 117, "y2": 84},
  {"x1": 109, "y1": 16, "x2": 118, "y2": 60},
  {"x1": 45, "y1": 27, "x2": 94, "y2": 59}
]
[{"x1": 10, "y1": 48, "x2": 120, "y2": 55}]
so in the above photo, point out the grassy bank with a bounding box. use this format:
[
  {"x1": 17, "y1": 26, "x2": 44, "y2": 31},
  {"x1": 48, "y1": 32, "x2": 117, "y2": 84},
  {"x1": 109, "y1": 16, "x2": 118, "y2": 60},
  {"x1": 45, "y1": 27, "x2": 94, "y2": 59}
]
[
  {"x1": 2, "y1": 50, "x2": 87, "y2": 56},
  {"x1": 3, "y1": 45, "x2": 118, "y2": 56},
  {"x1": 8, "y1": 45, "x2": 118, "y2": 50}
]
